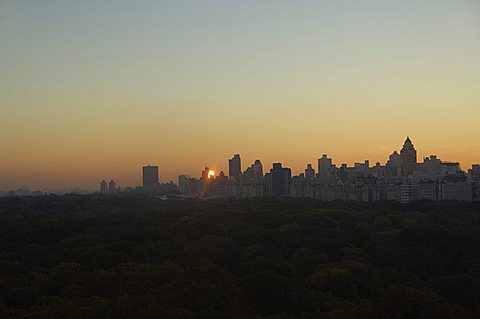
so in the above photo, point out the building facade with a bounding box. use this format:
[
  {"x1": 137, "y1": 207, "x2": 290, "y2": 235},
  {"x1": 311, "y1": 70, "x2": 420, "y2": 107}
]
[{"x1": 143, "y1": 165, "x2": 159, "y2": 188}]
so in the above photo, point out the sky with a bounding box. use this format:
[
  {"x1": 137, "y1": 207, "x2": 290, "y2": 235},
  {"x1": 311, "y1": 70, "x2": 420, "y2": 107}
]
[{"x1": 1, "y1": 0, "x2": 480, "y2": 190}]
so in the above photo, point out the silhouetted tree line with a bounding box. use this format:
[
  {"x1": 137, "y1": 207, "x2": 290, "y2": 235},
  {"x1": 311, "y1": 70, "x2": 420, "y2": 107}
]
[{"x1": 1, "y1": 195, "x2": 480, "y2": 318}]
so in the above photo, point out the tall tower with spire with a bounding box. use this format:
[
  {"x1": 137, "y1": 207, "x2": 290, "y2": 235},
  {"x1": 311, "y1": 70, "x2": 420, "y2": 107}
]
[{"x1": 400, "y1": 136, "x2": 417, "y2": 177}]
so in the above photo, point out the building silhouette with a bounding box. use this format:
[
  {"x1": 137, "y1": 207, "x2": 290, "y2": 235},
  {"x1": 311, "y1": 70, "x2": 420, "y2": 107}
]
[
  {"x1": 100, "y1": 180, "x2": 108, "y2": 194},
  {"x1": 305, "y1": 164, "x2": 315, "y2": 181},
  {"x1": 108, "y1": 180, "x2": 117, "y2": 193},
  {"x1": 265, "y1": 163, "x2": 291, "y2": 197},
  {"x1": 201, "y1": 166, "x2": 211, "y2": 181},
  {"x1": 238, "y1": 159, "x2": 264, "y2": 198},
  {"x1": 178, "y1": 175, "x2": 199, "y2": 194},
  {"x1": 318, "y1": 154, "x2": 335, "y2": 180},
  {"x1": 252, "y1": 160, "x2": 263, "y2": 180},
  {"x1": 142, "y1": 165, "x2": 159, "y2": 188},
  {"x1": 386, "y1": 151, "x2": 401, "y2": 177},
  {"x1": 229, "y1": 154, "x2": 242, "y2": 181},
  {"x1": 400, "y1": 136, "x2": 417, "y2": 177},
  {"x1": 173, "y1": 136, "x2": 477, "y2": 202}
]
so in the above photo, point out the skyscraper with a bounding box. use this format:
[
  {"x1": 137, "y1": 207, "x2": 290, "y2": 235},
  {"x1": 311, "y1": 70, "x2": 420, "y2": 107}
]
[
  {"x1": 386, "y1": 151, "x2": 401, "y2": 177},
  {"x1": 100, "y1": 180, "x2": 108, "y2": 194},
  {"x1": 318, "y1": 154, "x2": 335, "y2": 180},
  {"x1": 202, "y1": 166, "x2": 211, "y2": 180},
  {"x1": 400, "y1": 137, "x2": 417, "y2": 177},
  {"x1": 252, "y1": 159, "x2": 263, "y2": 180},
  {"x1": 142, "y1": 165, "x2": 159, "y2": 188},
  {"x1": 243, "y1": 160, "x2": 264, "y2": 181},
  {"x1": 229, "y1": 154, "x2": 242, "y2": 181},
  {"x1": 264, "y1": 162, "x2": 291, "y2": 197},
  {"x1": 108, "y1": 179, "x2": 117, "y2": 193},
  {"x1": 305, "y1": 164, "x2": 315, "y2": 181}
]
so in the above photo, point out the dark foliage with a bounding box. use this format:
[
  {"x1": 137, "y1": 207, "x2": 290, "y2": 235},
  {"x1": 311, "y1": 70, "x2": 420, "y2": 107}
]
[{"x1": 1, "y1": 195, "x2": 480, "y2": 318}]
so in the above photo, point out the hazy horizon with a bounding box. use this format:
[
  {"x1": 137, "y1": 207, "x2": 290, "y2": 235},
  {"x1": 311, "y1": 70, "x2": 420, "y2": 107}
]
[
  {"x1": 2, "y1": 1, "x2": 480, "y2": 190},
  {"x1": 1, "y1": 136, "x2": 476, "y2": 191}
]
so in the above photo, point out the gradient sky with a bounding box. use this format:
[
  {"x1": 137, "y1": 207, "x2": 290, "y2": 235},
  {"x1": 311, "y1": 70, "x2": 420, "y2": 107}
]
[{"x1": 1, "y1": 0, "x2": 480, "y2": 190}]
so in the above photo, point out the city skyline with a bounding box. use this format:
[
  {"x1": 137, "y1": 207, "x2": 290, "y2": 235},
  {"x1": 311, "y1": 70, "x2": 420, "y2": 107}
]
[
  {"x1": 2, "y1": 1, "x2": 480, "y2": 190},
  {"x1": 3, "y1": 136, "x2": 479, "y2": 192},
  {"x1": 2, "y1": 2, "x2": 480, "y2": 316},
  {"x1": 172, "y1": 137, "x2": 477, "y2": 203}
]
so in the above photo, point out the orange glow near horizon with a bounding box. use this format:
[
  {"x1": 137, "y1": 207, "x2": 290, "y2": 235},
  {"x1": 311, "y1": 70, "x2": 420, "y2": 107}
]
[
  {"x1": 208, "y1": 170, "x2": 215, "y2": 179},
  {"x1": 1, "y1": 1, "x2": 480, "y2": 191}
]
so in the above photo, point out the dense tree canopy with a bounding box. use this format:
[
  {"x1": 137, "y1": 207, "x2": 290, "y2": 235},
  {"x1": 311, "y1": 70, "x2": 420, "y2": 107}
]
[{"x1": 1, "y1": 195, "x2": 480, "y2": 318}]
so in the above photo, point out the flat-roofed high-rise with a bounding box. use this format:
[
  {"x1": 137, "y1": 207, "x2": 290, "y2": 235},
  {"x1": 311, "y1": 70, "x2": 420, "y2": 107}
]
[
  {"x1": 142, "y1": 165, "x2": 159, "y2": 188},
  {"x1": 264, "y1": 162, "x2": 291, "y2": 197},
  {"x1": 229, "y1": 154, "x2": 242, "y2": 181}
]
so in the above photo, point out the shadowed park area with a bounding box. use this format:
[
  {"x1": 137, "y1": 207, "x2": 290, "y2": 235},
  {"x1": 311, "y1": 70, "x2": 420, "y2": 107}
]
[{"x1": 1, "y1": 195, "x2": 480, "y2": 318}]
